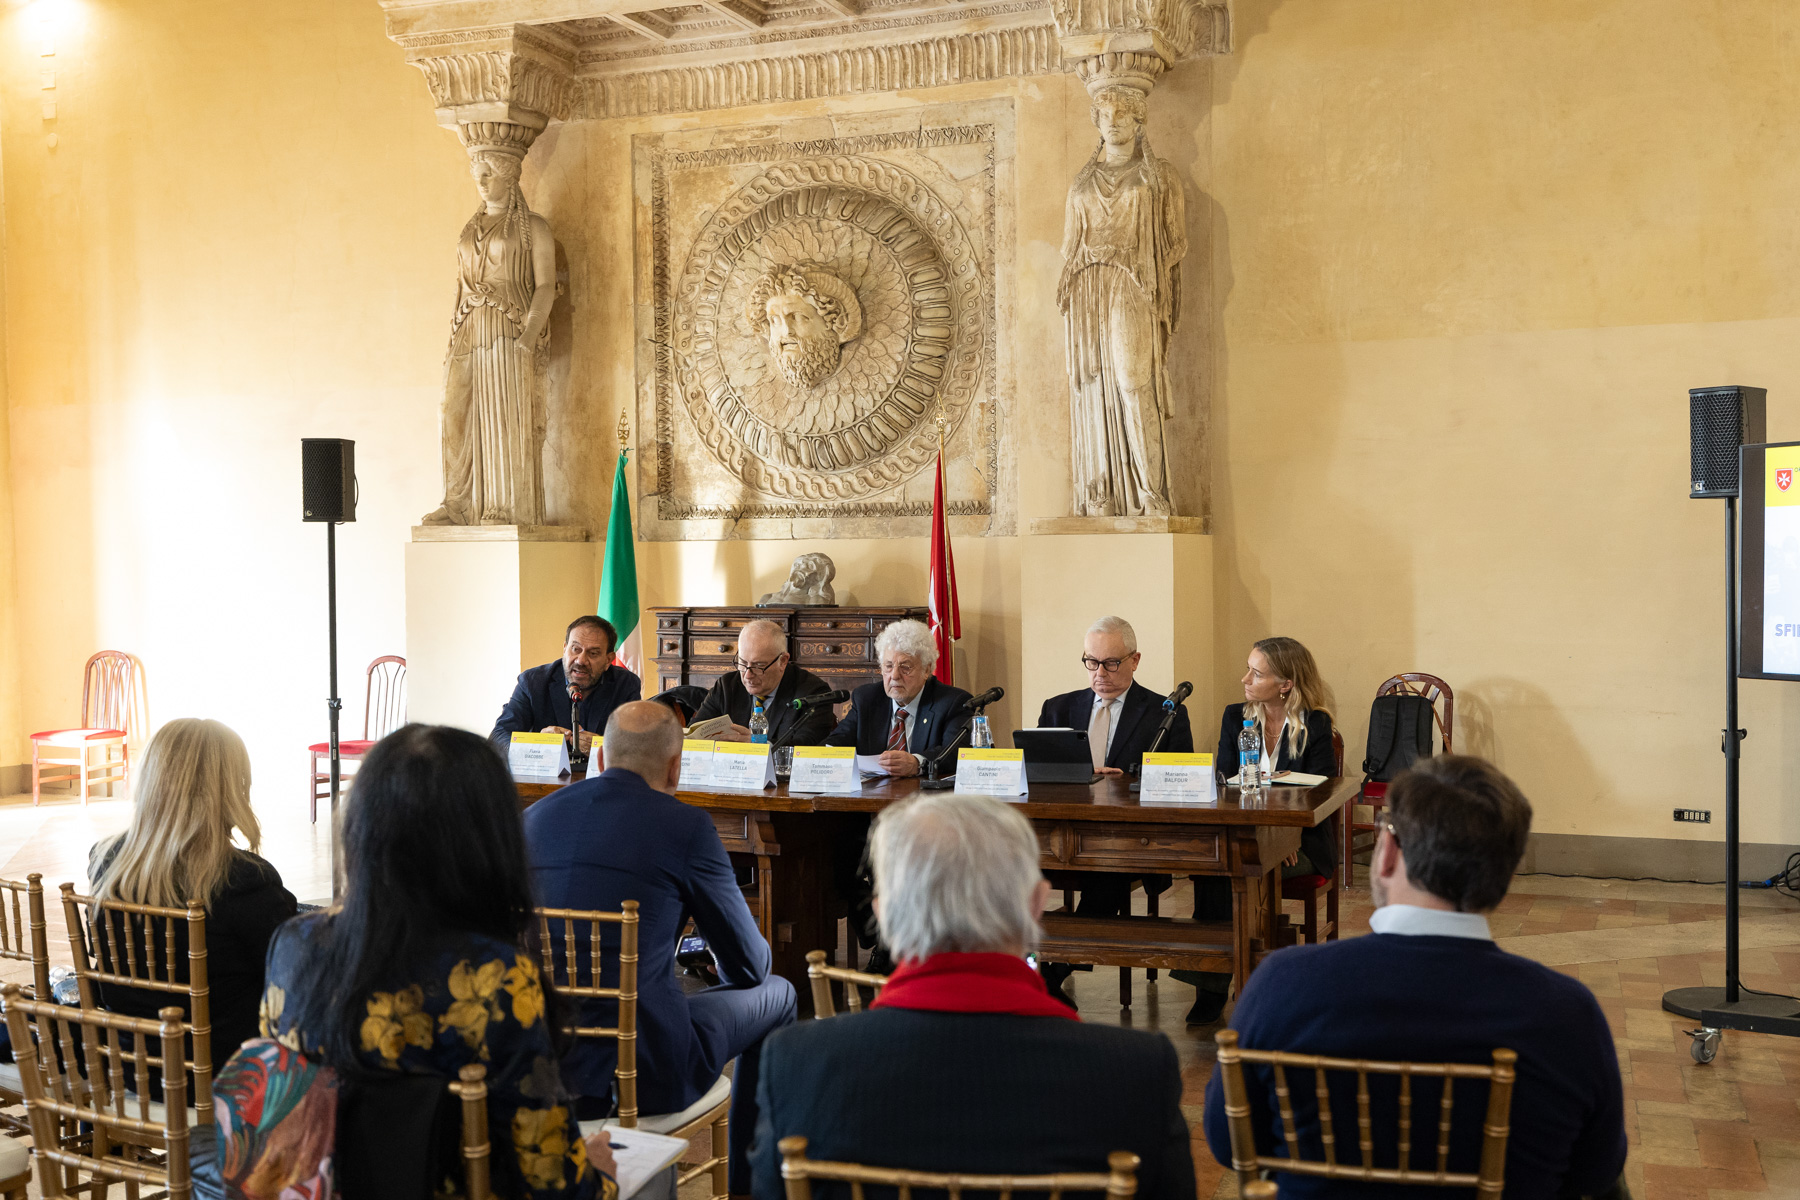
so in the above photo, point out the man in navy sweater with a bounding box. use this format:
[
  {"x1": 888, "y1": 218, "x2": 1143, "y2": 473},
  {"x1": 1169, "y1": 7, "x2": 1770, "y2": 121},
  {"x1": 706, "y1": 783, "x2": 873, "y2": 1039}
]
[{"x1": 1203, "y1": 755, "x2": 1627, "y2": 1198}]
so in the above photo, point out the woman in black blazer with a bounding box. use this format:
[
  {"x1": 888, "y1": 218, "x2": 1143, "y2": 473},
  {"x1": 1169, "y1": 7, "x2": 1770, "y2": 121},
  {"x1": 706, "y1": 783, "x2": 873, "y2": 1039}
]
[{"x1": 1178, "y1": 636, "x2": 1337, "y2": 1025}]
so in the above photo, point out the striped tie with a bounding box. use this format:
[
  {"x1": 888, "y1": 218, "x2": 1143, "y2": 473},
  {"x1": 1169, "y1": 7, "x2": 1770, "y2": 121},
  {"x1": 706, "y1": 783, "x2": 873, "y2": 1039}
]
[{"x1": 888, "y1": 708, "x2": 908, "y2": 753}]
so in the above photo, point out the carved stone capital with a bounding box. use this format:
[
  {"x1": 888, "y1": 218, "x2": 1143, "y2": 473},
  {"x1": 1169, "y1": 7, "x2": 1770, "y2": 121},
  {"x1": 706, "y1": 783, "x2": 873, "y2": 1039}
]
[
  {"x1": 1053, "y1": 0, "x2": 1228, "y2": 93},
  {"x1": 400, "y1": 24, "x2": 578, "y2": 151}
]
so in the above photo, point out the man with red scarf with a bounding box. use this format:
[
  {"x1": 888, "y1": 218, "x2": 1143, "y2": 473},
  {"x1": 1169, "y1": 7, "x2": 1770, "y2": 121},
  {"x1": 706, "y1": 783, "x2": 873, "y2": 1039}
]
[{"x1": 747, "y1": 794, "x2": 1195, "y2": 1200}]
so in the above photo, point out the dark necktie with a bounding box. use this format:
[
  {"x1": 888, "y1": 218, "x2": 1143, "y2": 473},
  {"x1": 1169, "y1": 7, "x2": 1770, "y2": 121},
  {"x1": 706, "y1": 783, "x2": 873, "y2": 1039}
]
[{"x1": 888, "y1": 708, "x2": 909, "y2": 753}]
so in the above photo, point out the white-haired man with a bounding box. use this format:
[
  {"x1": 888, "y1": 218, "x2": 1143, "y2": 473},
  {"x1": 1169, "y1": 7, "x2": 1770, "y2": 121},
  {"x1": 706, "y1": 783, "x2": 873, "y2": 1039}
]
[{"x1": 747, "y1": 794, "x2": 1195, "y2": 1200}]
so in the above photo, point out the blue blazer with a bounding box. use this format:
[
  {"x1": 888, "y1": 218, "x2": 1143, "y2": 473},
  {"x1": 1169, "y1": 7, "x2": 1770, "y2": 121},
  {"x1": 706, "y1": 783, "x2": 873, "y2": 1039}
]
[
  {"x1": 490, "y1": 660, "x2": 642, "y2": 751},
  {"x1": 1036, "y1": 681, "x2": 1193, "y2": 771},
  {"x1": 1203, "y1": 933, "x2": 1627, "y2": 1199},
  {"x1": 523, "y1": 767, "x2": 770, "y2": 1111},
  {"x1": 824, "y1": 677, "x2": 972, "y2": 767}
]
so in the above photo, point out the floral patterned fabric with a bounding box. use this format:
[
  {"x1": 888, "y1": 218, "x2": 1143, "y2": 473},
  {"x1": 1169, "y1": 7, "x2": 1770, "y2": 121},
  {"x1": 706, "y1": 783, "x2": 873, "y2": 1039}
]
[
  {"x1": 260, "y1": 914, "x2": 616, "y2": 1200},
  {"x1": 214, "y1": 1038, "x2": 339, "y2": 1200}
]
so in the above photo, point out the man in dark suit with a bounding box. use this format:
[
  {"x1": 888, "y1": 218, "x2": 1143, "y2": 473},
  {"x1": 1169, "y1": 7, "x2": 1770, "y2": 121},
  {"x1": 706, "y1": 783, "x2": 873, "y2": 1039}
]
[
  {"x1": 1203, "y1": 756, "x2": 1627, "y2": 1199},
  {"x1": 524, "y1": 701, "x2": 796, "y2": 1196},
  {"x1": 824, "y1": 618, "x2": 972, "y2": 777},
  {"x1": 748, "y1": 793, "x2": 1195, "y2": 1200},
  {"x1": 692, "y1": 618, "x2": 836, "y2": 745},
  {"x1": 1036, "y1": 615, "x2": 1192, "y2": 1001},
  {"x1": 490, "y1": 615, "x2": 642, "y2": 763}
]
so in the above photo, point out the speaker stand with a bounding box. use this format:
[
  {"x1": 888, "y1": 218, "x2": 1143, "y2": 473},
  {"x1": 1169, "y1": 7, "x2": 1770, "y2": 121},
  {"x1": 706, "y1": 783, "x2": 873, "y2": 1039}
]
[
  {"x1": 1661, "y1": 496, "x2": 1800, "y2": 1049},
  {"x1": 326, "y1": 519, "x2": 343, "y2": 897}
]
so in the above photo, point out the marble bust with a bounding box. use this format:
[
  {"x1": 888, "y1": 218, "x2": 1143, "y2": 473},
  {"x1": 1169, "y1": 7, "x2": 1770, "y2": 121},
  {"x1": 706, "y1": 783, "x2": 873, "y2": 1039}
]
[
  {"x1": 757, "y1": 553, "x2": 838, "y2": 606},
  {"x1": 745, "y1": 266, "x2": 864, "y2": 390}
]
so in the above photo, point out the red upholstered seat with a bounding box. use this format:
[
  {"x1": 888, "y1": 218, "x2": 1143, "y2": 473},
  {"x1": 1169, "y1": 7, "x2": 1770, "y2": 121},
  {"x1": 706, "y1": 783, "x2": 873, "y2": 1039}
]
[
  {"x1": 1282, "y1": 874, "x2": 1331, "y2": 895},
  {"x1": 30, "y1": 728, "x2": 127, "y2": 745},
  {"x1": 306, "y1": 739, "x2": 375, "y2": 756}
]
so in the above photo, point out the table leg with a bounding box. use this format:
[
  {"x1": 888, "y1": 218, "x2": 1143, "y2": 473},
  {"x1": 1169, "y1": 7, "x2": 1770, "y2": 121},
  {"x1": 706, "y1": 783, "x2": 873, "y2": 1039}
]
[{"x1": 1230, "y1": 875, "x2": 1252, "y2": 999}]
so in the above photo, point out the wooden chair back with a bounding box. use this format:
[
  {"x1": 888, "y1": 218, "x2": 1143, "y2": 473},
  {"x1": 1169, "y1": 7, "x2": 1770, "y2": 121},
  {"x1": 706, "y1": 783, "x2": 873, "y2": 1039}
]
[
  {"x1": 365, "y1": 655, "x2": 409, "y2": 741},
  {"x1": 1214, "y1": 1029, "x2": 1514, "y2": 1193},
  {"x1": 0, "y1": 873, "x2": 50, "y2": 1001},
  {"x1": 1374, "y1": 674, "x2": 1454, "y2": 754},
  {"x1": 82, "y1": 651, "x2": 146, "y2": 738},
  {"x1": 2, "y1": 983, "x2": 192, "y2": 1199},
  {"x1": 450, "y1": 1064, "x2": 493, "y2": 1200},
  {"x1": 805, "y1": 950, "x2": 888, "y2": 1017},
  {"x1": 61, "y1": 884, "x2": 213, "y2": 1123},
  {"x1": 776, "y1": 1137, "x2": 1139, "y2": 1200},
  {"x1": 532, "y1": 902, "x2": 640, "y2": 1125}
]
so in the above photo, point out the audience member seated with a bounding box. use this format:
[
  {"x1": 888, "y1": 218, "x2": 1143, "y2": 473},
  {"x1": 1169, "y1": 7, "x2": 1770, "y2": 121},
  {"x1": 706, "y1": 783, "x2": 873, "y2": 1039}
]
[
  {"x1": 748, "y1": 793, "x2": 1195, "y2": 1200},
  {"x1": 1178, "y1": 635, "x2": 1337, "y2": 1023},
  {"x1": 692, "y1": 618, "x2": 836, "y2": 744},
  {"x1": 491, "y1": 615, "x2": 642, "y2": 762},
  {"x1": 524, "y1": 701, "x2": 796, "y2": 1196},
  {"x1": 824, "y1": 618, "x2": 973, "y2": 971},
  {"x1": 88, "y1": 717, "x2": 297, "y2": 1064},
  {"x1": 1036, "y1": 615, "x2": 1194, "y2": 1002},
  {"x1": 258, "y1": 724, "x2": 617, "y2": 1200},
  {"x1": 1203, "y1": 755, "x2": 1628, "y2": 1199}
]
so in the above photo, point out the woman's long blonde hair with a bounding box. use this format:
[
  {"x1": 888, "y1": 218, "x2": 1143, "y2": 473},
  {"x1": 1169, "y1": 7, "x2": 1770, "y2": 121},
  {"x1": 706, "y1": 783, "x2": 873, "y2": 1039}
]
[
  {"x1": 1249, "y1": 636, "x2": 1331, "y2": 760},
  {"x1": 91, "y1": 718, "x2": 260, "y2": 908}
]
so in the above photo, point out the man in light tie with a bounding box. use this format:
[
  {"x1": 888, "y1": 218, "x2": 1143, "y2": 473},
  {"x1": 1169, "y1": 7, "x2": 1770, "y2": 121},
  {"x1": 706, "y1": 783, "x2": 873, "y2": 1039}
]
[{"x1": 1035, "y1": 616, "x2": 1194, "y2": 1005}]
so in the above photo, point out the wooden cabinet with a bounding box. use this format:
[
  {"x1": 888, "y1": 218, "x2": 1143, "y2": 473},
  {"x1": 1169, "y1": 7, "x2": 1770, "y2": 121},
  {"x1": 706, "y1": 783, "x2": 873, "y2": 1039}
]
[{"x1": 651, "y1": 605, "x2": 930, "y2": 696}]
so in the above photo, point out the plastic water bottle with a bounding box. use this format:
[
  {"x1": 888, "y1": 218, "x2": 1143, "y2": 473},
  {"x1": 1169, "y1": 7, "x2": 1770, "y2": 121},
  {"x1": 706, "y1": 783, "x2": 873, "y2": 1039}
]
[
  {"x1": 750, "y1": 698, "x2": 769, "y2": 744},
  {"x1": 970, "y1": 713, "x2": 993, "y2": 748},
  {"x1": 1238, "y1": 718, "x2": 1263, "y2": 790}
]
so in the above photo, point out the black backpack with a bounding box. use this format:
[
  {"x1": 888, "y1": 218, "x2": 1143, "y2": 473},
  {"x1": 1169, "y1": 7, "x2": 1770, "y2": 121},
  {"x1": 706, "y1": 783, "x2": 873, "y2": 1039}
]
[{"x1": 1361, "y1": 693, "x2": 1437, "y2": 783}]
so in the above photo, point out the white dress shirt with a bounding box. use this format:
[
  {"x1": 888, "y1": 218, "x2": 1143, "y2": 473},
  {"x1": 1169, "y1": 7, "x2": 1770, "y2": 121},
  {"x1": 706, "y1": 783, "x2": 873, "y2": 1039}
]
[{"x1": 1368, "y1": 903, "x2": 1493, "y2": 941}]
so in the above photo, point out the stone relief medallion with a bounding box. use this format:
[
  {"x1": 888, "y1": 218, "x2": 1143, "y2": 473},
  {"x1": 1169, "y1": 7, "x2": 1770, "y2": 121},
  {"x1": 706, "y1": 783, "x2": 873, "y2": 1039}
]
[{"x1": 639, "y1": 109, "x2": 1008, "y2": 539}]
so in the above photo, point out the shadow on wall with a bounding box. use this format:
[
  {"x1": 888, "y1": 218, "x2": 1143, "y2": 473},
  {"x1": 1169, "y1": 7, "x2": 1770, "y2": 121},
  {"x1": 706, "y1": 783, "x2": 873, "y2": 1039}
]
[
  {"x1": 1210, "y1": 0, "x2": 1288, "y2": 105},
  {"x1": 1454, "y1": 675, "x2": 1609, "y2": 833}
]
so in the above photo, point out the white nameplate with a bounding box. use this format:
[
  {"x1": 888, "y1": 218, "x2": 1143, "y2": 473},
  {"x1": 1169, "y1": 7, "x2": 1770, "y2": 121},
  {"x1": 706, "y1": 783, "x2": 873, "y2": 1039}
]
[
  {"x1": 509, "y1": 731, "x2": 569, "y2": 777},
  {"x1": 585, "y1": 736, "x2": 605, "y2": 779},
  {"x1": 711, "y1": 742, "x2": 776, "y2": 790},
  {"x1": 1139, "y1": 752, "x2": 1216, "y2": 803},
  {"x1": 787, "y1": 746, "x2": 859, "y2": 793},
  {"x1": 680, "y1": 740, "x2": 717, "y2": 787},
  {"x1": 953, "y1": 748, "x2": 1028, "y2": 797}
]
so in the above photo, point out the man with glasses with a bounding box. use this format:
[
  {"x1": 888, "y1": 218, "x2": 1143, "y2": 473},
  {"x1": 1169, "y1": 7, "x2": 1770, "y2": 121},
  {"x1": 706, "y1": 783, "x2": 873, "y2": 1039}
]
[
  {"x1": 1202, "y1": 756, "x2": 1628, "y2": 1199},
  {"x1": 1035, "y1": 615, "x2": 1193, "y2": 1005},
  {"x1": 692, "y1": 619, "x2": 837, "y2": 745}
]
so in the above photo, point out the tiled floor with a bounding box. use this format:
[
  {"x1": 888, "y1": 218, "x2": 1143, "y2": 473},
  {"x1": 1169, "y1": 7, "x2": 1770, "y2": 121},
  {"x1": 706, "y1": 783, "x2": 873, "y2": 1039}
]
[{"x1": 4, "y1": 788, "x2": 1798, "y2": 1199}]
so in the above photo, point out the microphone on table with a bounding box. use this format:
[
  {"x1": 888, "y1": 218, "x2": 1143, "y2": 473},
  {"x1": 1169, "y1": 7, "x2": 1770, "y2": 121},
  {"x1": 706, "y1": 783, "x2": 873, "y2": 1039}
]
[
  {"x1": 792, "y1": 689, "x2": 850, "y2": 712},
  {"x1": 961, "y1": 686, "x2": 1005, "y2": 711},
  {"x1": 918, "y1": 718, "x2": 975, "y2": 792},
  {"x1": 566, "y1": 682, "x2": 586, "y2": 772},
  {"x1": 1129, "y1": 681, "x2": 1193, "y2": 793}
]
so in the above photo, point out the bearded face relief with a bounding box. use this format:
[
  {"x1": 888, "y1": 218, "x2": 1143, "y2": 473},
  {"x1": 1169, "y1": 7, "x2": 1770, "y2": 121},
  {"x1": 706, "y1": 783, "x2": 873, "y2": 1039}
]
[{"x1": 748, "y1": 267, "x2": 862, "y2": 391}]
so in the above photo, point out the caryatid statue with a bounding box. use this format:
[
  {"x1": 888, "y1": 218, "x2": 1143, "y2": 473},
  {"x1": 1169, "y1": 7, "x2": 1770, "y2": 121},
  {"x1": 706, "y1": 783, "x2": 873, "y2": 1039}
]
[
  {"x1": 422, "y1": 141, "x2": 557, "y2": 527},
  {"x1": 746, "y1": 265, "x2": 864, "y2": 391},
  {"x1": 1058, "y1": 83, "x2": 1188, "y2": 518}
]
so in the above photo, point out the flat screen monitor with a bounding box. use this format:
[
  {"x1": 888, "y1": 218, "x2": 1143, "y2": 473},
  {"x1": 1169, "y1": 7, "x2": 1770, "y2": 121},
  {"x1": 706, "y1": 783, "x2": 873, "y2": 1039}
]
[{"x1": 1738, "y1": 441, "x2": 1800, "y2": 679}]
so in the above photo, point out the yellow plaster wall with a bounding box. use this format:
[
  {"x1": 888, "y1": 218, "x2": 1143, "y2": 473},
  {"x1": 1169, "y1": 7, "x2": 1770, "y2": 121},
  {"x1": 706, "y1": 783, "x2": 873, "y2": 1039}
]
[
  {"x1": 0, "y1": 103, "x2": 19, "y2": 771},
  {"x1": 1210, "y1": 0, "x2": 1800, "y2": 846}
]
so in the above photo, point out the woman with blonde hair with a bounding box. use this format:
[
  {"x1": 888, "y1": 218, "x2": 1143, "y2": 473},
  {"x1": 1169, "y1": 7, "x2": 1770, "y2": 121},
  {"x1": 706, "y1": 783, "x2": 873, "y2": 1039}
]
[{"x1": 89, "y1": 717, "x2": 297, "y2": 1061}]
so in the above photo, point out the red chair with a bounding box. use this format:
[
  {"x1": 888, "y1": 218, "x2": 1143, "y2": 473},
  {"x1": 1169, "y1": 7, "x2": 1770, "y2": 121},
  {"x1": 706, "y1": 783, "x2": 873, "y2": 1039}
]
[
  {"x1": 309, "y1": 655, "x2": 407, "y2": 821},
  {"x1": 1279, "y1": 727, "x2": 1343, "y2": 946},
  {"x1": 1342, "y1": 674, "x2": 1454, "y2": 890},
  {"x1": 30, "y1": 651, "x2": 146, "y2": 806}
]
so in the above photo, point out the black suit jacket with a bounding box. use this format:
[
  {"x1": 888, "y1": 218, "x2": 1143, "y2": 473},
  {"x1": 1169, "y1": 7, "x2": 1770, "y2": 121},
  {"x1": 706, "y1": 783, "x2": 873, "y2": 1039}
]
[
  {"x1": 1216, "y1": 703, "x2": 1338, "y2": 872},
  {"x1": 489, "y1": 660, "x2": 642, "y2": 751},
  {"x1": 825, "y1": 677, "x2": 972, "y2": 768},
  {"x1": 1036, "y1": 681, "x2": 1193, "y2": 771},
  {"x1": 692, "y1": 664, "x2": 836, "y2": 746},
  {"x1": 750, "y1": 1008, "x2": 1195, "y2": 1200}
]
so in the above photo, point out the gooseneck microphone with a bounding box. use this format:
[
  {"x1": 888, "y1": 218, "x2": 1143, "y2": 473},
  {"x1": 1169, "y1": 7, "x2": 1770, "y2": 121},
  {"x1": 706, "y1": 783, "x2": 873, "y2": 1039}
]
[
  {"x1": 962, "y1": 686, "x2": 1005, "y2": 710},
  {"x1": 567, "y1": 682, "x2": 586, "y2": 770},
  {"x1": 1130, "y1": 681, "x2": 1193, "y2": 793},
  {"x1": 1163, "y1": 681, "x2": 1193, "y2": 710},
  {"x1": 793, "y1": 689, "x2": 850, "y2": 712}
]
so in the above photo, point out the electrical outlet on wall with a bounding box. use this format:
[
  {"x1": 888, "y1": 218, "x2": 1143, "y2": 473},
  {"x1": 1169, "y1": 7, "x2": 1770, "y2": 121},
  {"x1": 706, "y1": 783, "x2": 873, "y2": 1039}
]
[{"x1": 1673, "y1": 809, "x2": 1712, "y2": 824}]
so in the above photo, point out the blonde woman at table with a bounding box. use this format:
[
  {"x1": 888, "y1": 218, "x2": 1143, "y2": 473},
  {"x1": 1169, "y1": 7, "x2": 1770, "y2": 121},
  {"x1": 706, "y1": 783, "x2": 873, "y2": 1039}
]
[{"x1": 1176, "y1": 636, "x2": 1337, "y2": 1025}]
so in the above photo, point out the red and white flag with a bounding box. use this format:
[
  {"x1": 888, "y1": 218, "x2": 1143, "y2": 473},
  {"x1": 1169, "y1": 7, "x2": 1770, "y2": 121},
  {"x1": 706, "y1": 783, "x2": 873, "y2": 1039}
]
[{"x1": 927, "y1": 451, "x2": 960, "y2": 685}]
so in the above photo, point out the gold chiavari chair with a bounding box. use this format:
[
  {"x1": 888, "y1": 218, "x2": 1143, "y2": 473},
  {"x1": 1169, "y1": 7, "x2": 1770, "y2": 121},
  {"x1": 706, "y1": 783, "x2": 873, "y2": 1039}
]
[
  {"x1": 3, "y1": 983, "x2": 192, "y2": 1200},
  {"x1": 777, "y1": 1137, "x2": 1140, "y2": 1200},
  {"x1": 1214, "y1": 1029, "x2": 1516, "y2": 1195},
  {"x1": 450, "y1": 1063, "x2": 493, "y2": 1200},
  {"x1": 60, "y1": 885, "x2": 213, "y2": 1137},
  {"x1": 0, "y1": 874, "x2": 52, "y2": 1136},
  {"x1": 804, "y1": 951, "x2": 888, "y2": 1018},
  {"x1": 533, "y1": 903, "x2": 727, "y2": 1200},
  {"x1": 0, "y1": 1136, "x2": 26, "y2": 1200}
]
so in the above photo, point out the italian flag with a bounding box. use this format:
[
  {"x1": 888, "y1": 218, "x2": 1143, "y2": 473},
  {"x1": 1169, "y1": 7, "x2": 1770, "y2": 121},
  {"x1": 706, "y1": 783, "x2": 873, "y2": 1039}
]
[{"x1": 599, "y1": 449, "x2": 642, "y2": 678}]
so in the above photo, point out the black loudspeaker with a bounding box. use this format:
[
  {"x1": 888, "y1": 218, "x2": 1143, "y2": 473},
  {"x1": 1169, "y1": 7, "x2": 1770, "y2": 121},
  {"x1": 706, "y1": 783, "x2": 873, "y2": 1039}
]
[
  {"x1": 301, "y1": 438, "x2": 357, "y2": 522},
  {"x1": 1690, "y1": 386, "x2": 1766, "y2": 499}
]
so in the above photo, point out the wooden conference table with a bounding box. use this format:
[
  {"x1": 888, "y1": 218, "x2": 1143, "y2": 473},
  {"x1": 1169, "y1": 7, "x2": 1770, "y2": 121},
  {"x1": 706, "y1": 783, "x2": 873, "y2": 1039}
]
[{"x1": 516, "y1": 770, "x2": 1356, "y2": 1001}]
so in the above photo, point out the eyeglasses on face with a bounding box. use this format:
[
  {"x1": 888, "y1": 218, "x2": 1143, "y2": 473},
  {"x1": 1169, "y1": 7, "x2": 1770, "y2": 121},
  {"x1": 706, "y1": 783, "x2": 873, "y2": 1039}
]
[
  {"x1": 1381, "y1": 819, "x2": 1400, "y2": 846},
  {"x1": 1081, "y1": 656, "x2": 1129, "y2": 673},
  {"x1": 735, "y1": 654, "x2": 787, "y2": 674}
]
